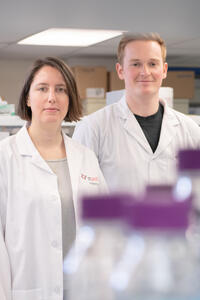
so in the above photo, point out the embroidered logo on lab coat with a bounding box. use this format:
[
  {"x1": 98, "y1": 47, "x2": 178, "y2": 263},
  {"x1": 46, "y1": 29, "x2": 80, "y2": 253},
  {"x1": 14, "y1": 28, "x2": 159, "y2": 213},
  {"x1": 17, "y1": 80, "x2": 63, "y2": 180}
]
[{"x1": 81, "y1": 173, "x2": 99, "y2": 185}]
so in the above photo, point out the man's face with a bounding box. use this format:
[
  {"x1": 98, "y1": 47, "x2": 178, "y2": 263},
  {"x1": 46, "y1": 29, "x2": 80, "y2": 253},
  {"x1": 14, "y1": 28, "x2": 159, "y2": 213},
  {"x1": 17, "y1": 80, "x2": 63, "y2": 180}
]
[{"x1": 116, "y1": 40, "x2": 168, "y2": 99}]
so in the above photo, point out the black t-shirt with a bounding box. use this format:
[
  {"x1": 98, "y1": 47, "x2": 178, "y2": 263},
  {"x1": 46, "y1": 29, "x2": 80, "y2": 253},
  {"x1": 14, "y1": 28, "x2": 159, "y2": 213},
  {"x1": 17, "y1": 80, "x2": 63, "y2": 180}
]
[{"x1": 134, "y1": 103, "x2": 164, "y2": 153}]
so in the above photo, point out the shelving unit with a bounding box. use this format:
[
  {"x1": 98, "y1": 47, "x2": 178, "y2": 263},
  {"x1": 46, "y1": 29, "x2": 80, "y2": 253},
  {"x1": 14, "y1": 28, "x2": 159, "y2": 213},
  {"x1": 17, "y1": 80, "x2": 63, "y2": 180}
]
[
  {"x1": 0, "y1": 113, "x2": 200, "y2": 141},
  {"x1": 0, "y1": 115, "x2": 77, "y2": 137}
]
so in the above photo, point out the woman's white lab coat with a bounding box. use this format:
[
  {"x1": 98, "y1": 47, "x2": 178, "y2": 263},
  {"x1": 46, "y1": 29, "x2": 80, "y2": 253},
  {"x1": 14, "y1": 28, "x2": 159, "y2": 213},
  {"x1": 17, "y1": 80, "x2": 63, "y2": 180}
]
[{"x1": 0, "y1": 125, "x2": 107, "y2": 300}]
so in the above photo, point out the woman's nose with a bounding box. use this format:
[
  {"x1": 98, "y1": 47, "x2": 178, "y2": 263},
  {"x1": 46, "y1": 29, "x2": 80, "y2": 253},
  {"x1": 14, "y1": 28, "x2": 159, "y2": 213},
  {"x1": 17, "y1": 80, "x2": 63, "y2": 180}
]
[{"x1": 48, "y1": 89, "x2": 56, "y2": 103}]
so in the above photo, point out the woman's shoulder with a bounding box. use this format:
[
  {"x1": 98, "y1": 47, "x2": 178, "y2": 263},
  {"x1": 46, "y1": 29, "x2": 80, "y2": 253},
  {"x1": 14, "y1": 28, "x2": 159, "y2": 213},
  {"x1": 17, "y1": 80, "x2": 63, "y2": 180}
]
[
  {"x1": 0, "y1": 134, "x2": 16, "y2": 151},
  {"x1": 0, "y1": 135, "x2": 18, "y2": 167}
]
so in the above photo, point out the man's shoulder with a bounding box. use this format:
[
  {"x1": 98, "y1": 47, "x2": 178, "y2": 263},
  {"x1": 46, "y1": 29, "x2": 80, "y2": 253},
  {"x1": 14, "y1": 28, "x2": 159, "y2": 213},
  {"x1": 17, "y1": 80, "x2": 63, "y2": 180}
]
[
  {"x1": 65, "y1": 133, "x2": 93, "y2": 152},
  {"x1": 167, "y1": 106, "x2": 200, "y2": 130},
  {"x1": 81, "y1": 101, "x2": 121, "y2": 126}
]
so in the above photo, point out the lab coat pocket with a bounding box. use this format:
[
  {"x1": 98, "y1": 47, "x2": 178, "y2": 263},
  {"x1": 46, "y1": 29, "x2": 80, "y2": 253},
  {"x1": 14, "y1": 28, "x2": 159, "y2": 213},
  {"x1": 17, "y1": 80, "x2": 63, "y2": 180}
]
[{"x1": 12, "y1": 288, "x2": 41, "y2": 300}]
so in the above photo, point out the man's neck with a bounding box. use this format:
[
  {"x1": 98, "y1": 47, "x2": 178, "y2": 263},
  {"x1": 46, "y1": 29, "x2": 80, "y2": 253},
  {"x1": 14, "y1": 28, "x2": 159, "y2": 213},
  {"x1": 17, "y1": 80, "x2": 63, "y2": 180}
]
[{"x1": 125, "y1": 92, "x2": 160, "y2": 117}]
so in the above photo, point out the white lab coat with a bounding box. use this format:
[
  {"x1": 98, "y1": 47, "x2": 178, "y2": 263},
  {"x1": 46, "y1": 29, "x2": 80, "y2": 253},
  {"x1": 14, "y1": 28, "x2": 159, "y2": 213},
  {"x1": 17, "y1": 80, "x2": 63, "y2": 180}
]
[
  {"x1": 0, "y1": 125, "x2": 107, "y2": 300},
  {"x1": 73, "y1": 95, "x2": 200, "y2": 194}
]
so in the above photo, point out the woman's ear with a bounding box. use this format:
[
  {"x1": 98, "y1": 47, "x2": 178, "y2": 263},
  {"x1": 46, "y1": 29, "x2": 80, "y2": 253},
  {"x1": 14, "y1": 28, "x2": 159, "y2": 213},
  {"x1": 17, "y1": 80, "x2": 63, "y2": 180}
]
[{"x1": 27, "y1": 98, "x2": 31, "y2": 107}]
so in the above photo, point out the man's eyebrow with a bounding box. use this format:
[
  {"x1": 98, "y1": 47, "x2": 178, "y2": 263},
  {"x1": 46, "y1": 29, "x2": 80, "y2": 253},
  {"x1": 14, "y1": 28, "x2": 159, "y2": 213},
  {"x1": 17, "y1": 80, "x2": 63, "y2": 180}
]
[
  {"x1": 149, "y1": 58, "x2": 160, "y2": 61},
  {"x1": 129, "y1": 59, "x2": 140, "y2": 61},
  {"x1": 129, "y1": 58, "x2": 161, "y2": 62}
]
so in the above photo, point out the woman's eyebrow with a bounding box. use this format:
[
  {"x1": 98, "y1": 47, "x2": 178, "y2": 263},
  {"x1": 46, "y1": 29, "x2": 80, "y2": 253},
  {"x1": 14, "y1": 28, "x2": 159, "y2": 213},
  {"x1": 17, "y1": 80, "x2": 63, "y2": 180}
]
[
  {"x1": 35, "y1": 82, "x2": 48, "y2": 86},
  {"x1": 55, "y1": 83, "x2": 66, "y2": 86}
]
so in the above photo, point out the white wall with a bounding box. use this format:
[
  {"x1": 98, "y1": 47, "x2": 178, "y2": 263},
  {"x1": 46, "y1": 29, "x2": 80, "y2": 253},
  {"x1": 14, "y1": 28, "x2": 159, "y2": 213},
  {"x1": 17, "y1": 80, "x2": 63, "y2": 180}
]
[
  {"x1": 66, "y1": 56, "x2": 117, "y2": 71},
  {"x1": 0, "y1": 57, "x2": 117, "y2": 108},
  {"x1": 0, "y1": 59, "x2": 33, "y2": 106}
]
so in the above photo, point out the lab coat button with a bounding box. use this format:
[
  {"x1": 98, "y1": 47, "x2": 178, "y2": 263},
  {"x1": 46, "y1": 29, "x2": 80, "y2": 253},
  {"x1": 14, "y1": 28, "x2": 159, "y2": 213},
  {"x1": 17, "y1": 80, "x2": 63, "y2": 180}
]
[
  {"x1": 54, "y1": 286, "x2": 61, "y2": 294},
  {"x1": 51, "y1": 240, "x2": 58, "y2": 248},
  {"x1": 52, "y1": 195, "x2": 57, "y2": 202}
]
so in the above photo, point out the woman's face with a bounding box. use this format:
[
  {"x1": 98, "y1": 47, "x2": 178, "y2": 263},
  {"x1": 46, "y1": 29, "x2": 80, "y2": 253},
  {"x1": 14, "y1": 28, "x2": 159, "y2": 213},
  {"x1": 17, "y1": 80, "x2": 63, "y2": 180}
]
[{"x1": 27, "y1": 65, "x2": 69, "y2": 126}]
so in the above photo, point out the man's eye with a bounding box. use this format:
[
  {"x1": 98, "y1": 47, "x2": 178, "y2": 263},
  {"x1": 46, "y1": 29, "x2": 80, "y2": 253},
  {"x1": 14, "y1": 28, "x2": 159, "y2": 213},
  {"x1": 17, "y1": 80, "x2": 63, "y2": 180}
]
[
  {"x1": 132, "y1": 63, "x2": 139, "y2": 67},
  {"x1": 150, "y1": 62, "x2": 156, "y2": 66}
]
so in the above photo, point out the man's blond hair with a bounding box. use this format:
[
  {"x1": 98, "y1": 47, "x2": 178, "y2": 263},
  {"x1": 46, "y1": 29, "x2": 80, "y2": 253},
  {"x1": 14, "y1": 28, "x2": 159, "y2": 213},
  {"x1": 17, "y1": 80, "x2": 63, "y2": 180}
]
[{"x1": 117, "y1": 32, "x2": 167, "y2": 64}]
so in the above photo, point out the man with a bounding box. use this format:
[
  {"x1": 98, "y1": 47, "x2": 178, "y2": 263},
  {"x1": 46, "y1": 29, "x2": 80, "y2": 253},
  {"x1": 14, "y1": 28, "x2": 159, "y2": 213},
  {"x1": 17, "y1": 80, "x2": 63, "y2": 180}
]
[{"x1": 73, "y1": 33, "x2": 200, "y2": 194}]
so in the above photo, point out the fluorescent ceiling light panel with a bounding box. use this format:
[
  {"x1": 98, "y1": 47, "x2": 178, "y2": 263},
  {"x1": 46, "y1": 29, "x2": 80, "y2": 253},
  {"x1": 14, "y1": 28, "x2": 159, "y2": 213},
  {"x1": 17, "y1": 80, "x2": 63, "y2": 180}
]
[{"x1": 18, "y1": 28, "x2": 124, "y2": 46}]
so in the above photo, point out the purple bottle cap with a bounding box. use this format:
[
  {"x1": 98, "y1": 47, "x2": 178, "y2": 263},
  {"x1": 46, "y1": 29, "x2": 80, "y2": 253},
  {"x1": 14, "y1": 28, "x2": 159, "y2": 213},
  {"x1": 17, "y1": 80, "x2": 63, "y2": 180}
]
[
  {"x1": 178, "y1": 149, "x2": 200, "y2": 171},
  {"x1": 81, "y1": 193, "x2": 135, "y2": 220},
  {"x1": 125, "y1": 190, "x2": 192, "y2": 230},
  {"x1": 145, "y1": 185, "x2": 173, "y2": 202}
]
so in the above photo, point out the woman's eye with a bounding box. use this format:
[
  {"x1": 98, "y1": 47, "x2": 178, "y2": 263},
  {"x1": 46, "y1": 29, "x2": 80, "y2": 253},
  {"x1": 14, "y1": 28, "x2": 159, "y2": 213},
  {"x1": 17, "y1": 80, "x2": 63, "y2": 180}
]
[
  {"x1": 56, "y1": 87, "x2": 66, "y2": 93},
  {"x1": 38, "y1": 87, "x2": 47, "y2": 92}
]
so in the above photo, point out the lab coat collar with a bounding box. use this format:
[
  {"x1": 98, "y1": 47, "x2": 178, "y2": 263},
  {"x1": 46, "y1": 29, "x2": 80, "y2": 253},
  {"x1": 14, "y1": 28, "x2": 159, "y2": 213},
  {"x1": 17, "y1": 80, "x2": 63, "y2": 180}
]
[
  {"x1": 16, "y1": 125, "x2": 83, "y2": 181},
  {"x1": 116, "y1": 96, "x2": 180, "y2": 155},
  {"x1": 117, "y1": 95, "x2": 133, "y2": 120},
  {"x1": 116, "y1": 95, "x2": 153, "y2": 153},
  {"x1": 16, "y1": 124, "x2": 37, "y2": 156},
  {"x1": 16, "y1": 125, "x2": 55, "y2": 174}
]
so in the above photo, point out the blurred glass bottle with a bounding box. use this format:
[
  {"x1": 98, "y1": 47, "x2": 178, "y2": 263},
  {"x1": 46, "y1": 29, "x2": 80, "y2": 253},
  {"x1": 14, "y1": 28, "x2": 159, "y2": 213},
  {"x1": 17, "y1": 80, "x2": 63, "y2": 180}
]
[
  {"x1": 64, "y1": 193, "x2": 134, "y2": 300},
  {"x1": 174, "y1": 149, "x2": 200, "y2": 259},
  {"x1": 174, "y1": 149, "x2": 200, "y2": 206},
  {"x1": 110, "y1": 186, "x2": 200, "y2": 300}
]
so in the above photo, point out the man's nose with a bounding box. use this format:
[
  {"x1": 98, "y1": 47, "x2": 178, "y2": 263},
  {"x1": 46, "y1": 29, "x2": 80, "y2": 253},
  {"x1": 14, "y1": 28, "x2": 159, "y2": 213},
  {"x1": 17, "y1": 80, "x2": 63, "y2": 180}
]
[{"x1": 140, "y1": 64, "x2": 150, "y2": 76}]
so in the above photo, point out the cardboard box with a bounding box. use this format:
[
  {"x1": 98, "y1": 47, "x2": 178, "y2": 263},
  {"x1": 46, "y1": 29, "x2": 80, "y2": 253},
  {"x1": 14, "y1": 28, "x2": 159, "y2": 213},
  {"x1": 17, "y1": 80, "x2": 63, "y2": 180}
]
[
  {"x1": 162, "y1": 71, "x2": 194, "y2": 99},
  {"x1": 173, "y1": 99, "x2": 189, "y2": 114},
  {"x1": 86, "y1": 88, "x2": 105, "y2": 99},
  {"x1": 71, "y1": 66, "x2": 107, "y2": 99},
  {"x1": 108, "y1": 71, "x2": 125, "y2": 91},
  {"x1": 82, "y1": 98, "x2": 106, "y2": 115}
]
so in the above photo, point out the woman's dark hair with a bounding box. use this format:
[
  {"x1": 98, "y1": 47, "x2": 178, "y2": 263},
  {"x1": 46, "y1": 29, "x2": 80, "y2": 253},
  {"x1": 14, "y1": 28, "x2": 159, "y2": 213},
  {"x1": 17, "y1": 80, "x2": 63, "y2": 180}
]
[{"x1": 17, "y1": 57, "x2": 82, "y2": 122}]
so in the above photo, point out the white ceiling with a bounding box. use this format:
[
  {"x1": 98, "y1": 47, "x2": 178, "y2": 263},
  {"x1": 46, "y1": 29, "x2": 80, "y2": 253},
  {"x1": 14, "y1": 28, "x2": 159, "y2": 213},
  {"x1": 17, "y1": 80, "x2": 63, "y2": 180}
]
[{"x1": 1, "y1": 0, "x2": 200, "y2": 66}]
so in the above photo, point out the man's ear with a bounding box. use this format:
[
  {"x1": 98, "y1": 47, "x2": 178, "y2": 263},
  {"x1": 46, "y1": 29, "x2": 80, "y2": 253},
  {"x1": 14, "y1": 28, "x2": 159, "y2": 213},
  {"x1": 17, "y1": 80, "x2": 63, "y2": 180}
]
[
  {"x1": 116, "y1": 62, "x2": 124, "y2": 80},
  {"x1": 162, "y1": 62, "x2": 168, "y2": 79}
]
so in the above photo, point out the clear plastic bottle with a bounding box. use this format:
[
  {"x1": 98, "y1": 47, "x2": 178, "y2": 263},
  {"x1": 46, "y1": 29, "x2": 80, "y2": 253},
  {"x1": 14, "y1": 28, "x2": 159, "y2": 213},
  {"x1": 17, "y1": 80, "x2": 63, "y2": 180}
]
[
  {"x1": 174, "y1": 149, "x2": 200, "y2": 262},
  {"x1": 64, "y1": 193, "x2": 134, "y2": 300},
  {"x1": 110, "y1": 187, "x2": 200, "y2": 300},
  {"x1": 174, "y1": 149, "x2": 200, "y2": 206}
]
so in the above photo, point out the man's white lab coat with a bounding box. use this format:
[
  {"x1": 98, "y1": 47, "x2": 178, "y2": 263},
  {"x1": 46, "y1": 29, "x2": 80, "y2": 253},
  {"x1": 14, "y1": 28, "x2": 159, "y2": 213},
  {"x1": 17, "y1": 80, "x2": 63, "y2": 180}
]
[
  {"x1": 0, "y1": 125, "x2": 106, "y2": 300},
  {"x1": 73, "y1": 96, "x2": 200, "y2": 193}
]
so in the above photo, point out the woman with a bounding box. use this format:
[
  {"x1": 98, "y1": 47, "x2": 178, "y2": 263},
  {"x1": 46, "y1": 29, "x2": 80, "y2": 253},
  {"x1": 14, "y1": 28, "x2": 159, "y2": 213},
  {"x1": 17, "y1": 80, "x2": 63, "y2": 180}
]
[{"x1": 0, "y1": 57, "x2": 107, "y2": 300}]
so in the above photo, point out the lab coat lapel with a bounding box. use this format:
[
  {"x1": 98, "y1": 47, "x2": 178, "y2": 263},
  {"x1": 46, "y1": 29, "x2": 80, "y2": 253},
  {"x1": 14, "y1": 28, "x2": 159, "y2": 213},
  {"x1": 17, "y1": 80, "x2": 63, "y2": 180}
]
[
  {"x1": 16, "y1": 125, "x2": 53, "y2": 174},
  {"x1": 154, "y1": 102, "x2": 179, "y2": 157},
  {"x1": 117, "y1": 97, "x2": 152, "y2": 153},
  {"x1": 31, "y1": 153, "x2": 53, "y2": 173},
  {"x1": 64, "y1": 135, "x2": 82, "y2": 193},
  {"x1": 124, "y1": 116, "x2": 153, "y2": 153},
  {"x1": 63, "y1": 134, "x2": 83, "y2": 220}
]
